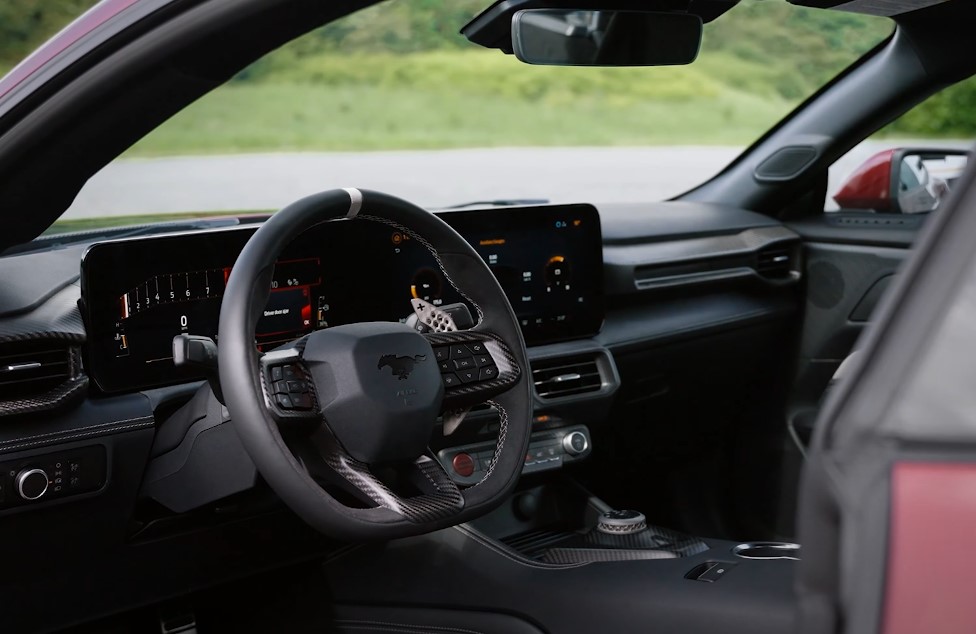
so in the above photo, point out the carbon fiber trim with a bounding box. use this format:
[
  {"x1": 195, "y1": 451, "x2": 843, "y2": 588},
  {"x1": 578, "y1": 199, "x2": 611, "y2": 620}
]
[
  {"x1": 423, "y1": 331, "x2": 520, "y2": 409},
  {"x1": 0, "y1": 330, "x2": 85, "y2": 344},
  {"x1": 504, "y1": 524, "x2": 710, "y2": 564},
  {"x1": 0, "y1": 375, "x2": 88, "y2": 418},
  {"x1": 0, "y1": 285, "x2": 85, "y2": 343},
  {"x1": 0, "y1": 284, "x2": 89, "y2": 417},
  {"x1": 323, "y1": 448, "x2": 464, "y2": 523},
  {"x1": 0, "y1": 343, "x2": 88, "y2": 417},
  {"x1": 541, "y1": 548, "x2": 678, "y2": 564}
]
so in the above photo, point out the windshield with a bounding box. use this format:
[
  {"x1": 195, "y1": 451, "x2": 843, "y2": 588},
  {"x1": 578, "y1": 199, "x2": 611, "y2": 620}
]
[{"x1": 28, "y1": 0, "x2": 893, "y2": 233}]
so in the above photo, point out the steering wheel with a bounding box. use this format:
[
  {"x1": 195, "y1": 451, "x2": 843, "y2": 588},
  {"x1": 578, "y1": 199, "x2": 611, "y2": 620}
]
[{"x1": 218, "y1": 189, "x2": 531, "y2": 540}]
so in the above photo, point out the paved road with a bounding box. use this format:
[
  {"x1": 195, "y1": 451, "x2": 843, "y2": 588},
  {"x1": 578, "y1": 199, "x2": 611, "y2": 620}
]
[{"x1": 63, "y1": 141, "x2": 972, "y2": 219}]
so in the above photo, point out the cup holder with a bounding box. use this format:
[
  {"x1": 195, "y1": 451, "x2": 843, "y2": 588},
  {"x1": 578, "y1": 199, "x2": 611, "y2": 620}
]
[{"x1": 731, "y1": 542, "x2": 800, "y2": 561}]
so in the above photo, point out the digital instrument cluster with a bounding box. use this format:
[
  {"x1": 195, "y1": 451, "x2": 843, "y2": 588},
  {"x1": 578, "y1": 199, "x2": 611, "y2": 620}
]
[{"x1": 82, "y1": 204, "x2": 603, "y2": 393}]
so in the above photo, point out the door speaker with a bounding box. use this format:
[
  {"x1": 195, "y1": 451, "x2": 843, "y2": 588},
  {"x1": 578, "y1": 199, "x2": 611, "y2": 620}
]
[{"x1": 808, "y1": 261, "x2": 845, "y2": 309}]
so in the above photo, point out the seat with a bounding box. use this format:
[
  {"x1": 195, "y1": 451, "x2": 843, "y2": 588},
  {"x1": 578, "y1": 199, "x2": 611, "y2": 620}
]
[{"x1": 795, "y1": 157, "x2": 976, "y2": 633}]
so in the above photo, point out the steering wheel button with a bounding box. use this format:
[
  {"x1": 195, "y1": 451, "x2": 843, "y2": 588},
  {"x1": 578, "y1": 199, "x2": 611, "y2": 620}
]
[
  {"x1": 442, "y1": 373, "x2": 461, "y2": 388},
  {"x1": 479, "y1": 365, "x2": 498, "y2": 381},
  {"x1": 282, "y1": 365, "x2": 300, "y2": 380},
  {"x1": 271, "y1": 366, "x2": 283, "y2": 382},
  {"x1": 286, "y1": 380, "x2": 308, "y2": 393},
  {"x1": 474, "y1": 354, "x2": 492, "y2": 367},
  {"x1": 275, "y1": 393, "x2": 294, "y2": 409},
  {"x1": 450, "y1": 345, "x2": 471, "y2": 359},
  {"x1": 458, "y1": 369, "x2": 479, "y2": 384},
  {"x1": 466, "y1": 342, "x2": 486, "y2": 354},
  {"x1": 273, "y1": 380, "x2": 289, "y2": 394},
  {"x1": 291, "y1": 392, "x2": 313, "y2": 410},
  {"x1": 453, "y1": 358, "x2": 475, "y2": 371},
  {"x1": 434, "y1": 348, "x2": 450, "y2": 362},
  {"x1": 452, "y1": 453, "x2": 475, "y2": 477},
  {"x1": 438, "y1": 360, "x2": 451, "y2": 373}
]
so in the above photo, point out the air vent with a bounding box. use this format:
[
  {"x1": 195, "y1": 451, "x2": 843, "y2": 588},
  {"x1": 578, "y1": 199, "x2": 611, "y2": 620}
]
[
  {"x1": 755, "y1": 244, "x2": 794, "y2": 280},
  {"x1": 532, "y1": 356, "x2": 602, "y2": 399},
  {"x1": 0, "y1": 340, "x2": 74, "y2": 402}
]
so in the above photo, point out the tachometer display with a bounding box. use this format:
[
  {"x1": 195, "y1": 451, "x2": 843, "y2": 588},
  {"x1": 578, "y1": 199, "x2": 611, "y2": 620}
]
[
  {"x1": 82, "y1": 223, "x2": 395, "y2": 392},
  {"x1": 113, "y1": 257, "x2": 321, "y2": 358}
]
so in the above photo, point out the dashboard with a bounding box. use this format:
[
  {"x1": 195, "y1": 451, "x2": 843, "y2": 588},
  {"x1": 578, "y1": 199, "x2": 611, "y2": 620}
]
[
  {"x1": 0, "y1": 199, "x2": 805, "y2": 633},
  {"x1": 80, "y1": 204, "x2": 605, "y2": 393}
]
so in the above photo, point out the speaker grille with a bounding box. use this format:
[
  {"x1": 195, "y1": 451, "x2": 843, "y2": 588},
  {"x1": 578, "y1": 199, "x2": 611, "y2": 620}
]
[
  {"x1": 755, "y1": 146, "x2": 818, "y2": 182},
  {"x1": 807, "y1": 261, "x2": 846, "y2": 309}
]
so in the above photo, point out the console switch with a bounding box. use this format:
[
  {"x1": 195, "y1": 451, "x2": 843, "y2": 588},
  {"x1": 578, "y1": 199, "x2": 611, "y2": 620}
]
[
  {"x1": 688, "y1": 561, "x2": 739, "y2": 583},
  {"x1": 452, "y1": 453, "x2": 475, "y2": 477},
  {"x1": 0, "y1": 445, "x2": 107, "y2": 511},
  {"x1": 438, "y1": 425, "x2": 591, "y2": 484}
]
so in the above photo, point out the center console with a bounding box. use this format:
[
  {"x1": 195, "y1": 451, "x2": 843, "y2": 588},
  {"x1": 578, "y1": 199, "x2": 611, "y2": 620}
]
[{"x1": 322, "y1": 477, "x2": 799, "y2": 633}]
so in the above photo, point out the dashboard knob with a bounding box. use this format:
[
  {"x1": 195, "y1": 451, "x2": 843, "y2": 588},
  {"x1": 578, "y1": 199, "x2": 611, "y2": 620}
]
[
  {"x1": 562, "y1": 431, "x2": 589, "y2": 456},
  {"x1": 16, "y1": 468, "x2": 49, "y2": 501}
]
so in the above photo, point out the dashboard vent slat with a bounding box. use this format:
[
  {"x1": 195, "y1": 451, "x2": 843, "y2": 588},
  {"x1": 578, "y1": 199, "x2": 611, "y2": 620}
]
[
  {"x1": 0, "y1": 341, "x2": 75, "y2": 402},
  {"x1": 532, "y1": 355, "x2": 603, "y2": 399},
  {"x1": 755, "y1": 244, "x2": 794, "y2": 280}
]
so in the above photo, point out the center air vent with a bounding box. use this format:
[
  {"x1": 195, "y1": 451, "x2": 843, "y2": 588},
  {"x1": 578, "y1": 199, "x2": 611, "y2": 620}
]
[
  {"x1": 532, "y1": 355, "x2": 603, "y2": 399},
  {"x1": 755, "y1": 244, "x2": 795, "y2": 280},
  {"x1": 0, "y1": 340, "x2": 76, "y2": 403}
]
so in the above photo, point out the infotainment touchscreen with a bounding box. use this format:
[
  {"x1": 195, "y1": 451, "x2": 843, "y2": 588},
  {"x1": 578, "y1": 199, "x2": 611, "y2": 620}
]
[
  {"x1": 394, "y1": 204, "x2": 604, "y2": 345},
  {"x1": 81, "y1": 203, "x2": 603, "y2": 392}
]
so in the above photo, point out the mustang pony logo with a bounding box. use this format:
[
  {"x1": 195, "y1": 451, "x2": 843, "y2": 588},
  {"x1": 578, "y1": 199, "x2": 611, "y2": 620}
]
[{"x1": 377, "y1": 354, "x2": 427, "y2": 380}]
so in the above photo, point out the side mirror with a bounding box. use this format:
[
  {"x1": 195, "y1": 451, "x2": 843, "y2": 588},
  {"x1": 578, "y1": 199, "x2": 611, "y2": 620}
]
[
  {"x1": 833, "y1": 148, "x2": 970, "y2": 214},
  {"x1": 511, "y1": 9, "x2": 702, "y2": 67}
]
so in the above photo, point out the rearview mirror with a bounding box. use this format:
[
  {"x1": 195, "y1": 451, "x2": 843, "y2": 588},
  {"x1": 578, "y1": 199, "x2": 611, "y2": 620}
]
[{"x1": 511, "y1": 9, "x2": 702, "y2": 67}]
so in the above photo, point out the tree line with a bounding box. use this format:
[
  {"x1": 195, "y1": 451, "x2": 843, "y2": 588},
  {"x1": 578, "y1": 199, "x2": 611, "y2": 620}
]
[{"x1": 3, "y1": 0, "x2": 973, "y2": 136}]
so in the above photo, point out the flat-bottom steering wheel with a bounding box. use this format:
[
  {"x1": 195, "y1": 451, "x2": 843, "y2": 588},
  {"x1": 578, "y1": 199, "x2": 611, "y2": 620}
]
[{"x1": 218, "y1": 189, "x2": 531, "y2": 540}]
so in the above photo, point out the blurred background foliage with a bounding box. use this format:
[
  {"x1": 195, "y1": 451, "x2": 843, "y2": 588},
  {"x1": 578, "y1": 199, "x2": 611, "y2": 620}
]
[
  {"x1": 0, "y1": 0, "x2": 94, "y2": 64},
  {"x1": 3, "y1": 0, "x2": 974, "y2": 152}
]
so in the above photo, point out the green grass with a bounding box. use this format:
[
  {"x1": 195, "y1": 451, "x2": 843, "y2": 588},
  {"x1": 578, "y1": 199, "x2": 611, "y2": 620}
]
[{"x1": 126, "y1": 49, "x2": 794, "y2": 156}]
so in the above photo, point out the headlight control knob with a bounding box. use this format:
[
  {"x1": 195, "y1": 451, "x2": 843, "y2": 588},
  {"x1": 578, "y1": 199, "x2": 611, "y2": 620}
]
[
  {"x1": 16, "y1": 468, "x2": 49, "y2": 501},
  {"x1": 562, "y1": 431, "x2": 588, "y2": 456}
]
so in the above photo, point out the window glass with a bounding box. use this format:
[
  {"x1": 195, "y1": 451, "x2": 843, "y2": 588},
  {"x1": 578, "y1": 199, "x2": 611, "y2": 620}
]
[{"x1": 23, "y1": 0, "x2": 891, "y2": 232}]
